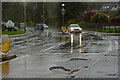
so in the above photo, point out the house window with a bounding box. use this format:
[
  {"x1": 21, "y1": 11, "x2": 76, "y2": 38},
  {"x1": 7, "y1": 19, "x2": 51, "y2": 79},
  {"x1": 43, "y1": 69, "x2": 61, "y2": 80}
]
[{"x1": 107, "y1": 6, "x2": 109, "y2": 8}]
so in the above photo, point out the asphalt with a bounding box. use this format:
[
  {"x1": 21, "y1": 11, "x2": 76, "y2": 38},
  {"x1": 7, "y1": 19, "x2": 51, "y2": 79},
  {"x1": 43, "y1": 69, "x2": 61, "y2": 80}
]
[{"x1": 0, "y1": 28, "x2": 119, "y2": 78}]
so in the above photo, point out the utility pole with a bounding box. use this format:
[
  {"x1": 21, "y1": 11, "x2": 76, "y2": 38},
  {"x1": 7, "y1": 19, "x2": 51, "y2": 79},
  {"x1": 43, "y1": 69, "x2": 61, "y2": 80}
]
[
  {"x1": 43, "y1": 2, "x2": 45, "y2": 24},
  {"x1": 24, "y1": 2, "x2": 26, "y2": 32}
]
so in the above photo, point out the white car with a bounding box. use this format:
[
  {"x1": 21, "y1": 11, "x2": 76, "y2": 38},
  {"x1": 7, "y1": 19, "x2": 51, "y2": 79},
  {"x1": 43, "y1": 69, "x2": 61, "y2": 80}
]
[
  {"x1": 68, "y1": 24, "x2": 82, "y2": 33},
  {"x1": 43, "y1": 24, "x2": 48, "y2": 29}
]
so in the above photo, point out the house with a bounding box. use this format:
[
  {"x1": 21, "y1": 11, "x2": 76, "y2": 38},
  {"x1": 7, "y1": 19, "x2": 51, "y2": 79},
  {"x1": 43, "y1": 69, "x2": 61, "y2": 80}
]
[{"x1": 100, "y1": 3, "x2": 119, "y2": 12}]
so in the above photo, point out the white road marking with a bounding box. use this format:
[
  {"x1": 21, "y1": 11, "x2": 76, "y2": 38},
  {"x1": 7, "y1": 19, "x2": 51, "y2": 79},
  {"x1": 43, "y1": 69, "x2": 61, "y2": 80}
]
[
  {"x1": 115, "y1": 41, "x2": 118, "y2": 50},
  {"x1": 108, "y1": 40, "x2": 112, "y2": 51},
  {"x1": 0, "y1": 42, "x2": 64, "y2": 64},
  {"x1": 58, "y1": 42, "x2": 64, "y2": 46},
  {"x1": 40, "y1": 46, "x2": 55, "y2": 52},
  {"x1": 0, "y1": 54, "x2": 31, "y2": 65}
]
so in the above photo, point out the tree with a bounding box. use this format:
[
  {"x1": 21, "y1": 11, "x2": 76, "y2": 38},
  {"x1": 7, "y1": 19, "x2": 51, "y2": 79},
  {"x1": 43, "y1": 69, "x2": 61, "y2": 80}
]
[
  {"x1": 83, "y1": 11, "x2": 96, "y2": 22},
  {"x1": 2, "y1": 2, "x2": 50, "y2": 25},
  {"x1": 109, "y1": 10, "x2": 118, "y2": 18},
  {"x1": 2, "y1": 2, "x2": 24, "y2": 23},
  {"x1": 91, "y1": 13, "x2": 110, "y2": 30},
  {"x1": 68, "y1": 19, "x2": 79, "y2": 25},
  {"x1": 56, "y1": 2, "x2": 88, "y2": 28}
]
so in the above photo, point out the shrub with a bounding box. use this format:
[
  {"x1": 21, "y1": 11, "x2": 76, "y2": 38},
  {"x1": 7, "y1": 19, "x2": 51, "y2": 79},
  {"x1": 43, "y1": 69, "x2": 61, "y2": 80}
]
[
  {"x1": 28, "y1": 21, "x2": 35, "y2": 27},
  {"x1": 13, "y1": 29, "x2": 17, "y2": 31},
  {"x1": 68, "y1": 19, "x2": 79, "y2": 25},
  {"x1": 15, "y1": 22, "x2": 19, "y2": 27}
]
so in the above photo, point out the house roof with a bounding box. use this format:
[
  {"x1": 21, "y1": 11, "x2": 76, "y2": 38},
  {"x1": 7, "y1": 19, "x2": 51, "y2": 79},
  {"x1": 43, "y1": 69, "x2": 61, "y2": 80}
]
[{"x1": 100, "y1": 3, "x2": 118, "y2": 11}]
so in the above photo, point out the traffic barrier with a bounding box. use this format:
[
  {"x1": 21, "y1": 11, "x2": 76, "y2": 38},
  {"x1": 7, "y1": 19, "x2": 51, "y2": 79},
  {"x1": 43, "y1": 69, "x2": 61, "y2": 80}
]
[
  {"x1": 1, "y1": 35, "x2": 9, "y2": 53},
  {"x1": 0, "y1": 35, "x2": 17, "y2": 62}
]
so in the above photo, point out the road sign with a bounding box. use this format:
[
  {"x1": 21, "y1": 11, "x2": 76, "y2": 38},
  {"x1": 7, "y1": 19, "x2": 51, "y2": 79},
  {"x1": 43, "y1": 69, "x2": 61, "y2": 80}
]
[
  {"x1": 61, "y1": 27, "x2": 66, "y2": 34},
  {"x1": 20, "y1": 23, "x2": 25, "y2": 30}
]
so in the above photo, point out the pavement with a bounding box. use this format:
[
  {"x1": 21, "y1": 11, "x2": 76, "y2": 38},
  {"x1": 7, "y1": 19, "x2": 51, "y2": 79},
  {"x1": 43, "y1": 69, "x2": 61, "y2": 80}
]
[{"x1": 0, "y1": 27, "x2": 119, "y2": 79}]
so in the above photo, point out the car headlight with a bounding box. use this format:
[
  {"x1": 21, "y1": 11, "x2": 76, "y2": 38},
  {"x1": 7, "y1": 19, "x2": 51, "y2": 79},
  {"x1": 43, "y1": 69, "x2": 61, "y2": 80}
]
[
  {"x1": 71, "y1": 28, "x2": 74, "y2": 31},
  {"x1": 79, "y1": 28, "x2": 82, "y2": 30}
]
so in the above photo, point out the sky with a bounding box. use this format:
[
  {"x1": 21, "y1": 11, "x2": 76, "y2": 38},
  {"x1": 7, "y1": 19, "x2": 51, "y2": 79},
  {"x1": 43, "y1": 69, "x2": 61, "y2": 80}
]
[{"x1": 0, "y1": 0, "x2": 120, "y2": 2}]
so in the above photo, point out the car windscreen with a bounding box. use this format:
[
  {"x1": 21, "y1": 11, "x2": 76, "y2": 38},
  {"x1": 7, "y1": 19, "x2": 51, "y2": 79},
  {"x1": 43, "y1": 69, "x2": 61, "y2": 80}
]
[
  {"x1": 36, "y1": 24, "x2": 43, "y2": 27},
  {"x1": 43, "y1": 24, "x2": 47, "y2": 26},
  {"x1": 70, "y1": 24, "x2": 79, "y2": 27},
  {"x1": 70, "y1": 26, "x2": 79, "y2": 27}
]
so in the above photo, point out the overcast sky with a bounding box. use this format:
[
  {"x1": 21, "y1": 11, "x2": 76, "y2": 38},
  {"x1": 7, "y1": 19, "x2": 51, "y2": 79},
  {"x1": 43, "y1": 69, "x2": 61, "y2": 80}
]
[{"x1": 0, "y1": 0, "x2": 120, "y2": 2}]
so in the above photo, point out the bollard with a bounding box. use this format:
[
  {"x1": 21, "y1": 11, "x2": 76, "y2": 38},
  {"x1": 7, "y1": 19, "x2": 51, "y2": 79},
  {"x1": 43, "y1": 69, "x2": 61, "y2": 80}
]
[
  {"x1": 61, "y1": 27, "x2": 66, "y2": 34},
  {"x1": 1, "y1": 35, "x2": 9, "y2": 53},
  {"x1": 1, "y1": 35, "x2": 17, "y2": 61}
]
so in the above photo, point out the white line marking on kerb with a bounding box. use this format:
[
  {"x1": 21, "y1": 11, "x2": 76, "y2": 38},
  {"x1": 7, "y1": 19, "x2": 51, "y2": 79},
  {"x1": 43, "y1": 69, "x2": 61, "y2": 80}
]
[
  {"x1": 108, "y1": 41, "x2": 112, "y2": 51},
  {"x1": 115, "y1": 41, "x2": 118, "y2": 49}
]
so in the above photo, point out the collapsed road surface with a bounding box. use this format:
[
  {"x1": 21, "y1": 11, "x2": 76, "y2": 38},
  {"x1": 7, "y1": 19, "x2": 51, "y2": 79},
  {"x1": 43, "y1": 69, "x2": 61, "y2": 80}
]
[{"x1": 0, "y1": 28, "x2": 119, "y2": 78}]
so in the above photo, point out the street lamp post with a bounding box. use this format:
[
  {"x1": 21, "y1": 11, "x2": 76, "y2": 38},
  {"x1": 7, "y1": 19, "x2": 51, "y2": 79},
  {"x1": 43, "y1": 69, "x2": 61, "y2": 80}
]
[{"x1": 61, "y1": 3, "x2": 65, "y2": 27}]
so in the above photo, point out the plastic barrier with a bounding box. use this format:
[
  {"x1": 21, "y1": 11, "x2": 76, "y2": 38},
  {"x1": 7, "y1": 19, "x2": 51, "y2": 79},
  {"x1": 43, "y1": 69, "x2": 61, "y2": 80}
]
[{"x1": 1, "y1": 35, "x2": 9, "y2": 53}]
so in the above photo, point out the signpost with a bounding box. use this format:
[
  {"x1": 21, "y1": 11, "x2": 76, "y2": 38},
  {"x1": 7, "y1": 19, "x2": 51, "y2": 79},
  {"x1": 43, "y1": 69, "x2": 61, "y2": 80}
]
[{"x1": 61, "y1": 3, "x2": 66, "y2": 34}]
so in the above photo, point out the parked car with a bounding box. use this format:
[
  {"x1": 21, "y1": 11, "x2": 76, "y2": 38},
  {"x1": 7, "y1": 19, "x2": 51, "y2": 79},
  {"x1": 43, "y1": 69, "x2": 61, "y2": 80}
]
[{"x1": 68, "y1": 24, "x2": 82, "y2": 33}]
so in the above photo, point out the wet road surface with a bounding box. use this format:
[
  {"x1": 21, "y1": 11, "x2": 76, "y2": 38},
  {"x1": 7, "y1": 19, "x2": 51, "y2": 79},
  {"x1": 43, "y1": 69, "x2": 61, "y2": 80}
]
[{"x1": 0, "y1": 28, "x2": 119, "y2": 78}]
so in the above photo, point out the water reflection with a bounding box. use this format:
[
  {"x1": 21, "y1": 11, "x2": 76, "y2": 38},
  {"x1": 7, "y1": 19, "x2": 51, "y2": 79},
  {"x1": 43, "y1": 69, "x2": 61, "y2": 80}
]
[
  {"x1": 71, "y1": 34, "x2": 73, "y2": 47},
  {"x1": 62, "y1": 35, "x2": 66, "y2": 42},
  {"x1": 70, "y1": 33, "x2": 82, "y2": 54},
  {"x1": 71, "y1": 34, "x2": 73, "y2": 53},
  {"x1": 47, "y1": 29, "x2": 48, "y2": 40},
  {"x1": 2, "y1": 62, "x2": 9, "y2": 76},
  {"x1": 79, "y1": 33, "x2": 82, "y2": 53}
]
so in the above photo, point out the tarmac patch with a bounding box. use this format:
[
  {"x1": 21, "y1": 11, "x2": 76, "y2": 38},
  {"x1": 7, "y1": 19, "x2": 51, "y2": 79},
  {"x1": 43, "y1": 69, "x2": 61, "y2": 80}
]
[
  {"x1": 49, "y1": 66, "x2": 71, "y2": 71},
  {"x1": 49, "y1": 66, "x2": 80, "y2": 74},
  {"x1": 70, "y1": 58, "x2": 88, "y2": 61}
]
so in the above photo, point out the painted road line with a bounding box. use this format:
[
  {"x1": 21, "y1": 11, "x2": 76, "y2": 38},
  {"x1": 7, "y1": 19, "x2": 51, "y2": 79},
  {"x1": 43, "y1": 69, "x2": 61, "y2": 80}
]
[
  {"x1": 58, "y1": 42, "x2": 64, "y2": 46},
  {"x1": 0, "y1": 54, "x2": 31, "y2": 65},
  {"x1": 39, "y1": 42, "x2": 64, "y2": 52},
  {"x1": 40, "y1": 46, "x2": 55, "y2": 52},
  {"x1": 108, "y1": 40, "x2": 112, "y2": 51},
  {"x1": 115, "y1": 41, "x2": 118, "y2": 50},
  {"x1": 0, "y1": 42, "x2": 63, "y2": 64}
]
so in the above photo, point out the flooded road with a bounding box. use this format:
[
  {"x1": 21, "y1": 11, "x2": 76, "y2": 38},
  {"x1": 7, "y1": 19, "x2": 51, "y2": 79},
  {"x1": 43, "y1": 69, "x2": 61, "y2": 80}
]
[{"x1": 0, "y1": 28, "x2": 119, "y2": 78}]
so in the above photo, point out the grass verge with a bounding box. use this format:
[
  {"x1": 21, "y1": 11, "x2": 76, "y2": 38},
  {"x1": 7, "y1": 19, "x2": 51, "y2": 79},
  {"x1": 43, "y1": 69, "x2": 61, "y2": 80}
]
[
  {"x1": 2, "y1": 29, "x2": 25, "y2": 35},
  {"x1": 97, "y1": 28, "x2": 120, "y2": 33},
  {"x1": 82, "y1": 28, "x2": 120, "y2": 33}
]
